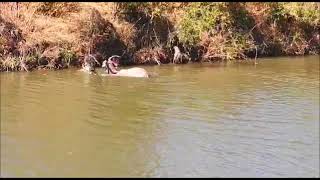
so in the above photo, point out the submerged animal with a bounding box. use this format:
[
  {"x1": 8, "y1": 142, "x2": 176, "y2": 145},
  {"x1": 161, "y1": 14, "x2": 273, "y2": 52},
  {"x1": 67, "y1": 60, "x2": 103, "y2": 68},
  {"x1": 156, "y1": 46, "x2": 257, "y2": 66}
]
[
  {"x1": 80, "y1": 54, "x2": 100, "y2": 74},
  {"x1": 102, "y1": 55, "x2": 149, "y2": 78}
]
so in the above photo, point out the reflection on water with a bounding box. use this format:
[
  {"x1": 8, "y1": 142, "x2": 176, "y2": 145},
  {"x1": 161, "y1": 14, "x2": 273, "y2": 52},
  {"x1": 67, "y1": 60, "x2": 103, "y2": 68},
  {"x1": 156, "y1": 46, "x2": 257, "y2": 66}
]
[{"x1": 1, "y1": 56, "x2": 319, "y2": 177}]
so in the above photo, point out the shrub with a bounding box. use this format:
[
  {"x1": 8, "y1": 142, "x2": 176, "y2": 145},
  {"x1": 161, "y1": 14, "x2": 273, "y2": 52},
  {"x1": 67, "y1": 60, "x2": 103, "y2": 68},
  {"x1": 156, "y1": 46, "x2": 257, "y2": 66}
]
[
  {"x1": 178, "y1": 3, "x2": 256, "y2": 61},
  {"x1": 115, "y1": 2, "x2": 175, "y2": 50},
  {"x1": 282, "y1": 2, "x2": 320, "y2": 26},
  {"x1": 177, "y1": 2, "x2": 232, "y2": 45},
  {"x1": 115, "y1": 2, "x2": 169, "y2": 20},
  {"x1": 261, "y1": 2, "x2": 319, "y2": 55},
  {"x1": 0, "y1": 56, "x2": 20, "y2": 71},
  {"x1": 133, "y1": 46, "x2": 170, "y2": 65},
  {"x1": 78, "y1": 8, "x2": 126, "y2": 60},
  {"x1": 199, "y1": 30, "x2": 255, "y2": 61},
  {"x1": 59, "y1": 49, "x2": 77, "y2": 67},
  {"x1": 36, "y1": 2, "x2": 79, "y2": 17}
]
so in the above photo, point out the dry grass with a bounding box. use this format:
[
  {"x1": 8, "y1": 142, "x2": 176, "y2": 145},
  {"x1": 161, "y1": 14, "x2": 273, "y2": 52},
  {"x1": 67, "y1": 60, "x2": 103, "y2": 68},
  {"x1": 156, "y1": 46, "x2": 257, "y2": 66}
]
[
  {"x1": 133, "y1": 46, "x2": 170, "y2": 65},
  {"x1": 244, "y1": 3, "x2": 319, "y2": 56},
  {"x1": 1, "y1": 3, "x2": 77, "y2": 48},
  {"x1": 111, "y1": 18, "x2": 137, "y2": 51},
  {"x1": 36, "y1": 2, "x2": 80, "y2": 17},
  {"x1": 1, "y1": 2, "x2": 318, "y2": 72},
  {"x1": 0, "y1": 56, "x2": 20, "y2": 71},
  {"x1": 1, "y1": 2, "x2": 184, "y2": 69},
  {"x1": 1, "y1": 3, "x2": 127, "y2": 50},
  {"x1": 199, "y1": 30, "x2": 255, "y2": 62},
  {"x1": 73, "y1": 3, "x2": 138, "y2": 52}
]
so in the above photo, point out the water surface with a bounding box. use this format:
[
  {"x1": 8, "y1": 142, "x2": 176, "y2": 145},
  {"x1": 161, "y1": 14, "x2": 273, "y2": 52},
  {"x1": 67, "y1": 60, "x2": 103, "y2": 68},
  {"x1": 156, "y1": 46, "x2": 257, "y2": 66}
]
[{"x1": 1, "y1": 56, "x2": 319, "y2": 177}]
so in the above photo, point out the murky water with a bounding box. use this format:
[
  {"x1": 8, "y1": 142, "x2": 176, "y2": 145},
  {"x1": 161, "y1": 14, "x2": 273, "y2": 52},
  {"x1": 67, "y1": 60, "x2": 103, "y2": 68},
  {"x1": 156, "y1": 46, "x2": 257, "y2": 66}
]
[{"x1": 1, "y1": 56, "x2": 319, "y2": 177}]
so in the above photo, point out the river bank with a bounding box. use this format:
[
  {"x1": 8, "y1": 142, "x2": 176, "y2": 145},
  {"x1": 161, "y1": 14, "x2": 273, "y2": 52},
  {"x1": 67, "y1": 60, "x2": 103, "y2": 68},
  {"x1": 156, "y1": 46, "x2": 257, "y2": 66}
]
[{"x1": 1, "y1": 2, "x2": 319, "y2": 72}]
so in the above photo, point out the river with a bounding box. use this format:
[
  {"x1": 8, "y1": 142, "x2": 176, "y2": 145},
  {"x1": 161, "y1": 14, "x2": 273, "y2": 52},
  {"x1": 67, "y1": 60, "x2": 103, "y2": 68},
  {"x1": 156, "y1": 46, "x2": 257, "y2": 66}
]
[{"x1": 1, "y1": 55, "x2": 319, "y2": 177}]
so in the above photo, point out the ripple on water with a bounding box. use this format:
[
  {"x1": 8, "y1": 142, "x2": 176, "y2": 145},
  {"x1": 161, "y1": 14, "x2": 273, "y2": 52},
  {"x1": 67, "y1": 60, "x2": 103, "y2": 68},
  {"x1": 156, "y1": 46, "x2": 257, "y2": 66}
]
[{"x1": 1, "y1": 56, "x2": 319, "y2": 177}]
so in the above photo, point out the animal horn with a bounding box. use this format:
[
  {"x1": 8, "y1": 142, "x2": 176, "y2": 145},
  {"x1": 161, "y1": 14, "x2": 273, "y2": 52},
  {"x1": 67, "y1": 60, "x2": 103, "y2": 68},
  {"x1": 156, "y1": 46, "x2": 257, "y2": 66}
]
[
  {"x1": 89, "y1": 54, "x2": 100, "y2": 65},
  {"x1": 108, "y1": 55, "x2": 121, "y2": 62}
]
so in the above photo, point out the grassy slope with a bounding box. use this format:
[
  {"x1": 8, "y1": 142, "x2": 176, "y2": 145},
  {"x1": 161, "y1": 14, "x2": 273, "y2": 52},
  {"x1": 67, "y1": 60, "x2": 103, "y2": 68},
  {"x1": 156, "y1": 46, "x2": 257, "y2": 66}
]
[{"x1": 0, "y1": 2, "x2": 319, "y2": 72}]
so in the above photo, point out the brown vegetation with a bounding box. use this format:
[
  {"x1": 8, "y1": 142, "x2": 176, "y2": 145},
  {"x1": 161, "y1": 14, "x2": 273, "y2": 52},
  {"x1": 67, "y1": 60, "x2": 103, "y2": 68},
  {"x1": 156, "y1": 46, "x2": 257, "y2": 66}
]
[{"x1": 0, "y1": 2, "x2": 319, "y2": 72}]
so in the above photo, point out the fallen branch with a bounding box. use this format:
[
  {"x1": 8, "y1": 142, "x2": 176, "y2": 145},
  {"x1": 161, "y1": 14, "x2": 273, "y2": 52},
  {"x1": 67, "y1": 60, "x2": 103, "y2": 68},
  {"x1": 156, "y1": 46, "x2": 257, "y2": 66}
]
[
  {"x1": 19, "y1": 57, "x2": 29, "y2": 72},
  {"x1": 154, "y1": 58, "x2": 161, "y2": 65}
]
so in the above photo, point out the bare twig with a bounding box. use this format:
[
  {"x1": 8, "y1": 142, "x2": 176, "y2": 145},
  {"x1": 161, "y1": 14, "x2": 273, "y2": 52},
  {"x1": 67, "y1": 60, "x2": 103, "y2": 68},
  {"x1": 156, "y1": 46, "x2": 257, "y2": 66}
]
[
  {"x1": 254, "y1": 45, "x2": 258, "y2": 64},
  {"x1": 154, "y1": 58, "x2": 161, "y2": 65},
  {"x1": 153, "y1": 28, "x2": 161, "y2": 47},
  {"x1": 88, "y1": 54, "x2": 100, "y2": 65}
]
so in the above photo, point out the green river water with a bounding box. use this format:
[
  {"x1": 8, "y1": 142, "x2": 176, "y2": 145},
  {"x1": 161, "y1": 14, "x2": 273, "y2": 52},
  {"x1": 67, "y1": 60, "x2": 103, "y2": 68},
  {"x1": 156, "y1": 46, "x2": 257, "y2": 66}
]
[{"x1": 0, "y1": 55, "x2": 319, "y2": 177}]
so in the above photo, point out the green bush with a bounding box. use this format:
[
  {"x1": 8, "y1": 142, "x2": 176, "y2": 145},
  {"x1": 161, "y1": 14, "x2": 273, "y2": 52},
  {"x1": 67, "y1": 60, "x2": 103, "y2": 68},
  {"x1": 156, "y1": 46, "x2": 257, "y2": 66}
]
[
  {"x1": 116, "y1": 2, "x2": 168, "y2": 19},
  {"x1": 0, "y1": 56, "x2": 20, "y2": 71},
  {"x1": 177, "y1": 3, "x2": 256, "y2": 61},
  {"x1": 59, "y1": 49, "x2": 77, "y2": 66},
  {"x1": 227, "y1": 3, "x2": 255, "y2": 31},
  {"x1": 283, "y1": 2, "x2": 320, "y2": 26},
  {"x1": 266, "y1": 2, "x2": 320, "y2": 26},
  {"x1": 262, "y1": 2, "x2": 319, "y2": 55},
  {"x1": 178, "y1": 2, "x2": 232, "y2": 45},
  {"x1": 199, "y1": 30, "x2": 255, "y2": 61},
  {"x1": 25, "y1": 54, "x2": 38, "y2": 63}
]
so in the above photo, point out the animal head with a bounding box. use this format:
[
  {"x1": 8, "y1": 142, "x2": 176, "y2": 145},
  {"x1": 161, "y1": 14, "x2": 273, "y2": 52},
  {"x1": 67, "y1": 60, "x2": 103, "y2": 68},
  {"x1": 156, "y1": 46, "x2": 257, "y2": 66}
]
[
  {"x1": 112, "y1": 58, "x2": 119, "y2": 68},
  {"x1": 102, "y1": 60, "x2": 107, "y2": 68},
  {"x1": 102, "y1": 55, "x2": 121, "y2": 68},
  {"x1": 82, "y1": 62, "x2": 95, "y2": 72},
  {"x1": 83, "y1": 54, "x2": 100, "y2": 72}
]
